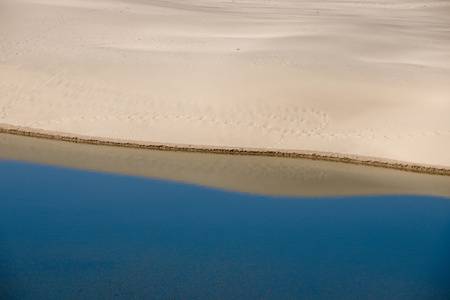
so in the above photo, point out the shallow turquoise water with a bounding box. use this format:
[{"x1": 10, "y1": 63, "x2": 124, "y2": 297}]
[{"x1": 1, "y1": 159, "x2": 449, "y2": 299}]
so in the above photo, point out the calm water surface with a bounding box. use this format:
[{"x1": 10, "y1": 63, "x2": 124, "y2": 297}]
[{"x1": 1, "y1": 159, "x2": 449, "y2": 299}]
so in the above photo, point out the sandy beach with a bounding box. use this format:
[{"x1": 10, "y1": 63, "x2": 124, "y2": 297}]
[{"x1": 1, "y1": 0, "x2": 449, "y2": 169}]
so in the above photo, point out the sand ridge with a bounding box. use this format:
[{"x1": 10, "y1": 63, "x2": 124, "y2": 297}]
[{"x1": 1, "y1": 0, "x2": 449, "y2": 167}]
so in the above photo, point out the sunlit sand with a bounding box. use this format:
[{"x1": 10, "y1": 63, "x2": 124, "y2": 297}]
[{"x1": 1, "y1": 0, "x2": 449, "y2": 170}]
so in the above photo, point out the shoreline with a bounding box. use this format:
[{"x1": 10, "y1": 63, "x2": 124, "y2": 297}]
[
  {"x1": 1, "y1": 123, "x2": 449, "y2": 176},
  {"x1": 2, "y1": 131, "x2": 449, "y2": 197}
]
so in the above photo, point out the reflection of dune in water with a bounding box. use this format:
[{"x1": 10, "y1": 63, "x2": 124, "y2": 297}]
[{"x1": 0, "y1": 133, "x2": 449, "y2": 197}]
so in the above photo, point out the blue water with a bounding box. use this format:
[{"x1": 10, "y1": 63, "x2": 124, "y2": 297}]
[{"x1": 0, "y1": 159, "x2": 449, "y2": 299}]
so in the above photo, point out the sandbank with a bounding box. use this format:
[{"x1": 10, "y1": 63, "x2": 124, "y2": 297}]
[{"x1": 1, "y1": 0, "x2": 449, "y2": 170}]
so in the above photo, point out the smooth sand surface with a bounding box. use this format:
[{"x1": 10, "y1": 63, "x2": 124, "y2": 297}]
[
  {"x1": 1, "y1": 0, "x2": 449, "y2": 167},
  {"x1": 1, "y1": 134, "x2": 449, "y2": 197}
]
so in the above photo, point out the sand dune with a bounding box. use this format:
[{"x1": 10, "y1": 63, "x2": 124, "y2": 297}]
[{"x1": 1, "y1": 0, "x2": 449, "y2": 167}]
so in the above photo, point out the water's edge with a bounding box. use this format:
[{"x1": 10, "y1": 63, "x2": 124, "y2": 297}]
[
  {"x1": 1, "y1": 123, "x2": 449, "y2": 176},
  {"x1": 1, "y1": 132, "x2": 449, "y2": 197}
]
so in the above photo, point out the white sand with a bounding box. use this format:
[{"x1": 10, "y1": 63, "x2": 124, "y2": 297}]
[{"x1": 1, "y1": 0, "x2": 449, "y2": 167}]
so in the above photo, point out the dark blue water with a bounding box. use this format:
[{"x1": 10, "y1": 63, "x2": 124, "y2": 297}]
[{"x1": 1, "y1": 159, "x2": 449, "y2": 299}]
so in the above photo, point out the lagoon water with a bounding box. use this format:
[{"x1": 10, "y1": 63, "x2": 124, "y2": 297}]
[{"x1": 1, "y1": 158, "x2": 449, "y2": 299}]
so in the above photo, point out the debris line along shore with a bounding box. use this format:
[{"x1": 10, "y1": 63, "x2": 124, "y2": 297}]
[{"x1": 1, "y1": 124, "x2": 449, "y2": 176}]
